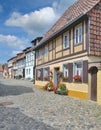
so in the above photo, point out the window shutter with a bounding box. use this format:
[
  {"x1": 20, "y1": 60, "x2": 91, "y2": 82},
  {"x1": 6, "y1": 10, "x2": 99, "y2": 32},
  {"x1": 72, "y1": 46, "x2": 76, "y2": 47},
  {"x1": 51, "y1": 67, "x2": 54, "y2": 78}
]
[
  {"x1": 83, "y1": 60, "x2": 88, "y2": 83},
  {"x1": 68, "y1": 63, "x2": 73, "y2": 82},
  {"x1": 47, "y1": 67, "x2": 50, "y2": 81}
]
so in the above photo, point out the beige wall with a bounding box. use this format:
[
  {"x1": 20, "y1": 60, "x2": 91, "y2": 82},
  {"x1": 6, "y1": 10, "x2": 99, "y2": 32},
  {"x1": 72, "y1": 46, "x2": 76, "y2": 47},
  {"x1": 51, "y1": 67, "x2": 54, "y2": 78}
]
[
  {"x1": 36, "y1": 21, "x2": 87, "y2": 66},
  {"x1": 97, "y1": 69, "x2": 101, "y2": 105}
]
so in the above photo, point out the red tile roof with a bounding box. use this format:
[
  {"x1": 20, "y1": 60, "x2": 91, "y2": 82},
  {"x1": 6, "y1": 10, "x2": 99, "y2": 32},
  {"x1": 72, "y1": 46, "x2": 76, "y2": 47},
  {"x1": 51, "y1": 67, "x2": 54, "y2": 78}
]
[
  {"x1": 17, "y1": 53, "x2": 25, "y2": 60},
  {"x1": 41, "y1": 0, "x2": 100, "y2": 43}
]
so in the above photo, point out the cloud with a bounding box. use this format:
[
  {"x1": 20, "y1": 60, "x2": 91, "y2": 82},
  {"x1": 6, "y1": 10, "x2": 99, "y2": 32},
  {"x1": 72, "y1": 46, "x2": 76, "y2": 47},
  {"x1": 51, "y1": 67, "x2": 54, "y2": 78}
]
[
  {"x1": 5, "y1": 7, "x2": 58, "y2": 37},
  {"x1": 5, "y1": 0, "x2": 76, "y2": 37},
  {"x1": 0, "y1": 34, "x2": 28, "y2": 50}
]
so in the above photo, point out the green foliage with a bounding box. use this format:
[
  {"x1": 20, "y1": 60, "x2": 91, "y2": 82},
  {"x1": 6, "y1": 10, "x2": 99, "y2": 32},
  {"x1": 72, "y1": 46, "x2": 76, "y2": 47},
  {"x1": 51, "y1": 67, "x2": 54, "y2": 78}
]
[{"x1": 55, "y1": 83, "x2": 68, "y2": 95}]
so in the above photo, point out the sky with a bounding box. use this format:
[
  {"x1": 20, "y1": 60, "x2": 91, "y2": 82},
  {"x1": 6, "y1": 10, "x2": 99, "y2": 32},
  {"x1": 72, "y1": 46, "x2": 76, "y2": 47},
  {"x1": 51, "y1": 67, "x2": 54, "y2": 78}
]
[{"x1": 0, "y1": 0, "x2": 76, "y2": 64}]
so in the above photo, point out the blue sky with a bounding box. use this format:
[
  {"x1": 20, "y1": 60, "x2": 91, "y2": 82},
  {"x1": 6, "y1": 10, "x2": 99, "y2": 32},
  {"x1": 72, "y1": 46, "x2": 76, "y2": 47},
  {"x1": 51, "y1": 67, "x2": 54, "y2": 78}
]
[{"x1": 0, "y1": 0, "x2": 76, "y2": 64}]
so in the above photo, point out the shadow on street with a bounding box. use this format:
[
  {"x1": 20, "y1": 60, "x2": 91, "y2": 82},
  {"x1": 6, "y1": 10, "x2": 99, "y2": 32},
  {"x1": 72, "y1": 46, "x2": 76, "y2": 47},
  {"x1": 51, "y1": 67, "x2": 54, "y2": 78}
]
[
  {"x1": 0, "y1": 83, "x2": 34, "y2": 96},
  {"x1": 0, "y1": 106, "x2": 57, "y2": 130}
]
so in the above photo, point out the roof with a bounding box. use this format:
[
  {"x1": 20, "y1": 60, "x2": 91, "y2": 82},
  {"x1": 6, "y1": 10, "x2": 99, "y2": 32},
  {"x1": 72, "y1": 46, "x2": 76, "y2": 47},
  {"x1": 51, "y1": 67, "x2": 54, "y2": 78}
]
[
  {"x1": 17, "y1": 53, "x2": 25, "y2": 61},
  {"x1": 31, "y1": 37, "x2": 43, "y2": 43},
  {"x1": 41, "y1": 0, "x2": 100, "y2": 44},
  {"x1": 0, "y1": 64, "x2": 3, "y2": 72},
  {"x1": 23, "y1": 47, "x2": 31, "y2": 52}
]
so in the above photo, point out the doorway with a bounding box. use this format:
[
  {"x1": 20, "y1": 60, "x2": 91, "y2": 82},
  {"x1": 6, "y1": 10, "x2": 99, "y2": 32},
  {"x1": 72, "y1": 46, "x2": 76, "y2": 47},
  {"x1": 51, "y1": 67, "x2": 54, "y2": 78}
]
[{"x1": 54, "y1": 67, "x2": 59, "y2": 87}]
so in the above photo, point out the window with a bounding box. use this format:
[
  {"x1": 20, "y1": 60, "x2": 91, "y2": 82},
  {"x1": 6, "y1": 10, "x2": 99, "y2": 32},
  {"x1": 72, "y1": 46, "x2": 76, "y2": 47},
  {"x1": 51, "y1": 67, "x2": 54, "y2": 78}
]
[
  {"x1": 74, "y1": 25, "x2": 82, "y2": 45},
  {"x1": 63, "y1": 64, "x2": 68, "y2": 82},
  {"x1": 63, "y1": 64, "x2": 68, "y2": 77},
  {"x1": 26, "y1": 69, "x2": 28, "y2": 75},
  {"x1": 29, "y1": 68, "x2": 31, "y2": 74},
  {"x1": 44, "y1": 46, "x2": 48, "y2": 56},
  {"x1": 43, "y1": 68, "x2": 48, "y2": 81},
  {"x1": 37, "y1": 69, "x2": 41, "y2": 80},
  {"x1": 73, "y1": 61, "x2": 83, "y2": 81},
  {"x1": 63, "y1": 32, "x2": 70, "y2": 49},
  {"x1": 38, "y1": 50, "x2": 42, "y2": 59}
]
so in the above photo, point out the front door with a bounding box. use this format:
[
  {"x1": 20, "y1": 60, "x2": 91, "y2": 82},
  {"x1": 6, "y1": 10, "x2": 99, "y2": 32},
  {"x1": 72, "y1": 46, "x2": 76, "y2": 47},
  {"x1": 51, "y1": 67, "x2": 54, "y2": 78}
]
[
  {"x1": 54, "y1": 68, "x2": 59, "y2": 87},
  {"x1": 90, "y1": 67, "x2": 98, "y2": 101}
]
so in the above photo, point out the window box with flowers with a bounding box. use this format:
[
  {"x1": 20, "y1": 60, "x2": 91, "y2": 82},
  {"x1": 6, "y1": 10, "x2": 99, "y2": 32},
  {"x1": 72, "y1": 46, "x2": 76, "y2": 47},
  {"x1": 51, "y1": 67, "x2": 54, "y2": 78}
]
[{"x1": 73, "y1": 75, "x2": 82, "y2": 82}]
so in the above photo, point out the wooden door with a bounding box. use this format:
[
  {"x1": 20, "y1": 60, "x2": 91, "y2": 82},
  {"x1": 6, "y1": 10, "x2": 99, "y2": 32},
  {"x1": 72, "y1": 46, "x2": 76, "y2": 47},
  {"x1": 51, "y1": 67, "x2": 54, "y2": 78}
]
[{"x1": 90, "y1": 67, "x2": 98, "y2": 101}]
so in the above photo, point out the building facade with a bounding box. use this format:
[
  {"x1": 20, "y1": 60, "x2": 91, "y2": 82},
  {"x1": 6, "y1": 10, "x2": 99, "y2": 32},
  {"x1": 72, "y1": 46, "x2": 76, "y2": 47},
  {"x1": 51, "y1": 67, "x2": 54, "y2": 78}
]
[
  {"x1": 34, "y1": 0, "x2": 101, "y2": 104},
  {"x1": 16, "y1": 52, "x2": 25, "y2": 78},
  {"x1": 24, "y1": 47, "x2": 35, "y2": 80}
]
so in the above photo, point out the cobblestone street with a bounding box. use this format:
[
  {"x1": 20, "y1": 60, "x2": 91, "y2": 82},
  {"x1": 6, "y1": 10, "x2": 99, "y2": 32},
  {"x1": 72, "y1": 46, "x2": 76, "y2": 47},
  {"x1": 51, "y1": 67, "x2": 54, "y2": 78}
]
[{"x1": 0, "y1": 78, "x2": 101, "y2": 130}]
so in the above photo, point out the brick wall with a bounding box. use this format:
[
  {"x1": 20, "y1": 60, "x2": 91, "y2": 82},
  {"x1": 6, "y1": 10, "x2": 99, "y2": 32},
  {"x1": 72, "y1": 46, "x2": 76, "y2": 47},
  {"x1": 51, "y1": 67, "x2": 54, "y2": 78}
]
[{"x1": 88, "y1": 2, "x2": 101, "y2": 56}]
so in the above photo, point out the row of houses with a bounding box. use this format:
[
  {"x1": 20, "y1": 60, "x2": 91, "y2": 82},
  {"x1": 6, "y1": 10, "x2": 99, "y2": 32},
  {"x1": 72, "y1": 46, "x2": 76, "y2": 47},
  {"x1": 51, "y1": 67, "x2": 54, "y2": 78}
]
[
  {"x1": 7, "y1": 37, "x2": 42, "y2": 81},
  {"x1": 7, "y1": 0, "x2": 101, "y2": 105}
]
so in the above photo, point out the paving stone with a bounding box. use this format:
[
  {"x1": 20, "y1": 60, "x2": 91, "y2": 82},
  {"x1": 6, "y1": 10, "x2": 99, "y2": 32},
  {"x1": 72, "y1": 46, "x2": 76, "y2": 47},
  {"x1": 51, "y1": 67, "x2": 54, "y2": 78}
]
[{"x1": 0, "y1": 78, "x2": 101, "y2": 130}]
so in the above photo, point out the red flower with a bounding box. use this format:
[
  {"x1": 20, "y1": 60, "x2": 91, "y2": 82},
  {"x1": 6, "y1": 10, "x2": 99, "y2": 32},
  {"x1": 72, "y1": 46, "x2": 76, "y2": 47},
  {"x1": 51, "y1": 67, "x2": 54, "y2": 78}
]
[{"x1": 73, "y1": 75, "x2": 82, "y2": 82}]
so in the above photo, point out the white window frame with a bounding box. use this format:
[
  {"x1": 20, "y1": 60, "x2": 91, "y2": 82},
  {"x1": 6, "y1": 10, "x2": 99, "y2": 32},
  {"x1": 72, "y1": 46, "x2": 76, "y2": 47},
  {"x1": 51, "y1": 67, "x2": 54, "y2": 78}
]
[
  {"x1": 73, "y1": 61, "x2": 83, "y2": 77},
  {"x1": 38, "y1": 50, "x2": 42, "y2": 59},
  {"x1": 63, "y1": 32, "x2": 70, "y2": 49},
  {"x1": 74, "y1": 25, "x2": 82, "y2": 45},
  {"x1": 37, "y1": 69, "x2": 41, "y2": 77},
  {"x1": 63, "y1": 64, "x2": 68, "y2": 77},
  {"x1": 44, "y1": 46, "x2": 48, "y2": 56},
  {"x1": 43, "y1": 68, "x2": 48, "y2": 77}
]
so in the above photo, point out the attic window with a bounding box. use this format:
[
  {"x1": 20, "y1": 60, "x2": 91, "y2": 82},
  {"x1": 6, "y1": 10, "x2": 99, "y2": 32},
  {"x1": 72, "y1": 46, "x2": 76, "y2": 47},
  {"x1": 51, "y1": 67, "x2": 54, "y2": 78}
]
[{"x1": 67, "y1": 15, "x2": 72, "y2": 21}]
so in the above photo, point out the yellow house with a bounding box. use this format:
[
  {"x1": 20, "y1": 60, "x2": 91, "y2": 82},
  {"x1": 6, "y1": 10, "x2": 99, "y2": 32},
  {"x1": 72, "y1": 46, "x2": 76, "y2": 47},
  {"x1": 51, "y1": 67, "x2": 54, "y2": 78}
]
[{"x1": 34, "y1": 0, "x2": 101, "y2": 104}]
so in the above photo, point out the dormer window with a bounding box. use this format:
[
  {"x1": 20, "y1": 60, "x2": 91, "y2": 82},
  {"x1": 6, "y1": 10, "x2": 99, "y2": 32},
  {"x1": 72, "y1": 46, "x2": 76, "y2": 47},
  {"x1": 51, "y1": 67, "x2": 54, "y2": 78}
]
[{"x1": 74, "y1": 25, "x2": 82, "y2": 45}]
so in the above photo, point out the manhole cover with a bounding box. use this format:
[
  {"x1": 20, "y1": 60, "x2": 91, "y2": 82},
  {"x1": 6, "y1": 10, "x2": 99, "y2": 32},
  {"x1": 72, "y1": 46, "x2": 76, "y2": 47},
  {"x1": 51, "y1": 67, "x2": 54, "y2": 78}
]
[{"x1": 0, "y1": 101, "x2": 14, "y2": 106}]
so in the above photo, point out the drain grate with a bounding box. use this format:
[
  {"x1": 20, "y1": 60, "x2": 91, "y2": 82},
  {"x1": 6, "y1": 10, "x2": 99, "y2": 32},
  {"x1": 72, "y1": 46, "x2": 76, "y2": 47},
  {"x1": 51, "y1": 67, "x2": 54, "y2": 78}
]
[{"x1": 0, "y1": 101, "x2": 14, "y2": 106}]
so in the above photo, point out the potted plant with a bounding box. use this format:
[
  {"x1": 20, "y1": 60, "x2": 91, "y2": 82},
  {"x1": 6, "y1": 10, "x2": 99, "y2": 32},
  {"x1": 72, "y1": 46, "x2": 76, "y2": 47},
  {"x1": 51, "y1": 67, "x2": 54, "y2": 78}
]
[
  {"x1": 44, "y1": 81, "x2": 54, "y2": 91},
  {"x1": 57, "y1": 71, "x2": 63, "y2": 81},
  {"x1": 55, "y1": 83, "x2": 68, "y2": 95}
]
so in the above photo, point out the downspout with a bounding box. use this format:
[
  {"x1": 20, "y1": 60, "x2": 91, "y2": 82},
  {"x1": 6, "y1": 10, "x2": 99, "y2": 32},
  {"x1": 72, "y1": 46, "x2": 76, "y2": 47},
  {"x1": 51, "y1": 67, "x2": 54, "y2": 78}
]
[{"x1": 88, "y1": 17, "x2": 91, "y2": 55}]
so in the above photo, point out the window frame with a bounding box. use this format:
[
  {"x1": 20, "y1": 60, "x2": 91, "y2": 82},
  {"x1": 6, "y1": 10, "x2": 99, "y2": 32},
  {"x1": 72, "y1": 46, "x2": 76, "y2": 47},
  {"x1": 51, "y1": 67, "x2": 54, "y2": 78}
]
[
  {"x1": 74, "y1": 25, "x2": 82, "y2": 45},
  {"x1": 43, "y1": 68, "x2": 49, "y2": 81},
  {"x1": 38, "y1": 49, "x2": 42, "y2": 60},
  {"x1": 44, "y1": 46, "x2": 48, "y2": 56},
  {"x1": 63, "y1": 32, "x2": 70, "y2": 49},
  {"x1": 73, "y1": 61, "x2": 83, "y2": 81},
  {"x1": 62, "y1": 64, "x2": 68, "y2": 82}
]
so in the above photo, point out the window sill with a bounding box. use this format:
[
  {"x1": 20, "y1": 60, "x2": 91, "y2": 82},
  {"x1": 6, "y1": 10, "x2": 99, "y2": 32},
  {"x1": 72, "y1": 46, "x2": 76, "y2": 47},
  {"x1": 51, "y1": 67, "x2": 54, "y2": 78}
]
[{"x1": 74, "y1": 43, "x2": 82, "y2": 46}]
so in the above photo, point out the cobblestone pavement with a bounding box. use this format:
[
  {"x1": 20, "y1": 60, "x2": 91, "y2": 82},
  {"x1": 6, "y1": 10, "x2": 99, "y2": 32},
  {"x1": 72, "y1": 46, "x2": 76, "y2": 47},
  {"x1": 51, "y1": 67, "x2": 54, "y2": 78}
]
[{"x1": 0, "y1": 78, "x2": 101, "y2": 130}]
